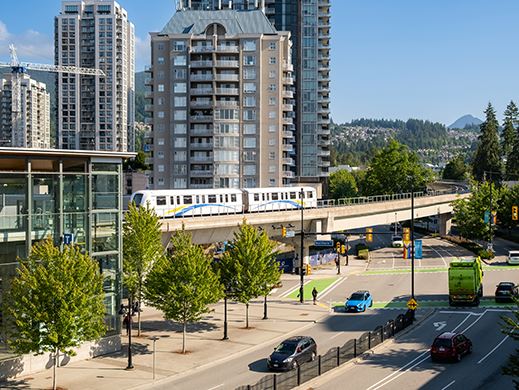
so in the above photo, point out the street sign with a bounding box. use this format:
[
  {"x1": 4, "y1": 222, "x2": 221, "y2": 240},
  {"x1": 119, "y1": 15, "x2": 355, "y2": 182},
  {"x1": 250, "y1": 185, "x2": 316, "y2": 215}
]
[
  {"x1": 314, "y1": 240, "x2": 333, "y2": 247},
  {"x1": 407, "y1": 298, "x2": 418, "y2": 310},
  {"x1": 484, "y1": 210, "x2": 490, "y2": 224},
  {"x1": 63, "y1": 233, "x2": 74, "y2": 245},
  {"x1": 414, "y1": 240, "x2": 423, "y2": 259},
  {"x1": 285, "y1": 230, "x2": 295, "y2": 238}
]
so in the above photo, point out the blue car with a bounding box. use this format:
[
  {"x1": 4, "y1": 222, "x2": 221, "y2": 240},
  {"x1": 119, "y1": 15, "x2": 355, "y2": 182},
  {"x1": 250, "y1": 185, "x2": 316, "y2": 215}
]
[{"x1": 345, "y1": 290, "x2": 373, "y2": 312}]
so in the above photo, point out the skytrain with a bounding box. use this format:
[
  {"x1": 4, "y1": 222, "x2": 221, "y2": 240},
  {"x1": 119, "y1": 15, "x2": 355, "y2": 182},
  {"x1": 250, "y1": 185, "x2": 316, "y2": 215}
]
[{"x1": 130, "y1": 187, "x2": 318, "y2": 218}]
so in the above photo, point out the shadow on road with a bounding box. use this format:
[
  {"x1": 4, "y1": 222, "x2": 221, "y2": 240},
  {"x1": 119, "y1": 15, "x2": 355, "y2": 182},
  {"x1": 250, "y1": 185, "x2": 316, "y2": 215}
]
[{"x1": 248, "y1": 358, "x2": 270, "y2": 373}]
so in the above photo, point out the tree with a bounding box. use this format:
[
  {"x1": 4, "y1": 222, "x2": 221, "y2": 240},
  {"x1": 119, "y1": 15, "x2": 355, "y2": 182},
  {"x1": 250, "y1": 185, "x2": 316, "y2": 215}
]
[
  {"x1": 442, "y1": 154, "x2": 468, "y2": 180},
  {"x1": 497, "y1": 184, "x2": 519, "y2": 234},
  {"x1": 501, "y1": 304, "x2": 519, "y2": 387},
  {"x1": 5, "y1": 238, "x2": 106, "y2": 390},
  {"x1": 473, "y1": 103, "x2": 502, "y2": 182},
  {"x1": 123, "y1": 151, "x2": 149, "y2": 172},
  {"x1": 502, "y1": 101, "x2": 518, "y2": 164},
  {"x1": 328, "y1": 169, "x2": 358, "y2": 199},
  {"x1": 219, "y1": 221, "x2": 279, "y2": 329},
  {"x1": 145, "y1": 230, "x2": 222, "y2": 353},
  {"x1": 123, "y1": 203, "x2": 164, "y2": 336},
  {"x1": 361, "y1": 140, "x2": 434, "y2": 196}
]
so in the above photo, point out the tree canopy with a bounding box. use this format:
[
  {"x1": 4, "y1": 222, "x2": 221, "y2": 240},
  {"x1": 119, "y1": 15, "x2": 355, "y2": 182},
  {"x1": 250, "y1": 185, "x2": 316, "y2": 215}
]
[
  {"x1": 328, "y1": 169, "x2": 358, "y2": 199},
  {"x1": 473, "y1": 103, "x2": 502, "y2": 182},
  {"x1": 442, "y1": 155, "x2": 468, "y2": 181}
]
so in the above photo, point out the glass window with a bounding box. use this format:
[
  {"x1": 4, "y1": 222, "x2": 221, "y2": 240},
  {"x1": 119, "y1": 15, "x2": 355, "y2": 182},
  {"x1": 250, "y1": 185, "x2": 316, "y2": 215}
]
[
  {"x1": 269, "y1": 42, "x2": 277, "y2": 50},
  {"x1": 157, "y1": 56, "x2": 165, "y2": 64},
  {"x1": 174, "y1": 123, "x2": 187, "y2": 134},
  {"x1": 174, "y1": 55, "x2": 186, "y2": 66},
  {"x1": 156, "y1": 196, "x2": 166, "y2": 205},
  {"x1": 93, "y1": 174, "x2": 118, "y2": 210},
  {"x1": 243, "y1": 55, "x2": 256, "y2": 65},
  {"x1": 243, "y1": 83, "x2": 256, "y2": 93},
  {"x1": 243, "y1": 40, "x2": 256, "y2": 51},
  {"x1": 208, "y1": 195, "x2": 217, "y2": 203},
  {"x1": 243, "y1": 110, "x2": 256, "y2": 121},
  {"x1": 269, "y1": 124, "x2": 277, "y2": 132},
  {"x1": 243, "y1": 124, "x2": 256, "y2": 134},
  {"x1": 183, "y1": 195, "x2": 192, "y2": 204},
  {"x1": 174, "y1": 110, "x2": 187, "y2": 120},
  {"x1": 92, "y1": 212, "x2": 118, "y2": 253},
  {"x1": 243, "y1": 165, "x2": 256, "y2": 175},
  {"x1": 158, "y1": 84, "x2": 165, "y2": 92},
  {"x1": 243, "y1": 138, "x2": 256, "y2": 148},
  {"x1": 174, "y1": 83, "x2": 186, "y2": 93},
  {"x1": 269, "y1": 111, "x2": 276, "y2": 119},
  {"x1": 269, "y1": 57, "x2": 276, "y2": 64}
]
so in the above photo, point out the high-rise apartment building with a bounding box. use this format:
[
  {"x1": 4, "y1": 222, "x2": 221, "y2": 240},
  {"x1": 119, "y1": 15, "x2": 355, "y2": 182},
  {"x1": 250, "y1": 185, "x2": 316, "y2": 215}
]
[
  {"x1": 177, "y1": 0, "x2": 331, "y2": 182},
  {"x1": 0, "y1": 73, "x2": 51, "y2": 149},
  {"x1": 55, "y1": 0, "x2": 135, "y2": 152},
  {"x1": 147, "y1": 9, "x2": 295, "y2": 189}
]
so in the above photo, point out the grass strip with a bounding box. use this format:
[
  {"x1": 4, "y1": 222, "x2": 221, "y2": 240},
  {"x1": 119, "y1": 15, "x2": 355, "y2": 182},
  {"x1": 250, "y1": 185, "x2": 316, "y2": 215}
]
[{"x1": 286, "y1": 277, "x2": 338, "y2": 300}]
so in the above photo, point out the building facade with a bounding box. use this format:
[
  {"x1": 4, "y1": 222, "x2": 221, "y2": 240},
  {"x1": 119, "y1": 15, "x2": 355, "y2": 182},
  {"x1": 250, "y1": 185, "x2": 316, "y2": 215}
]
[
  {"x1": 0, "y1": 148, "x2": 131, "y2": 373},
  {"x1": 176, "y1": 0, "x2": 331, "y2": 182},
  {"x1": 147, "y1": 10, "x2": 295, "y2": 189},
  {"x1": 55, "y1": 0, "x2": 135, "y2": 152},
  {"x1": 0, "y1": 73, "x2": 51, "y2": 149}
]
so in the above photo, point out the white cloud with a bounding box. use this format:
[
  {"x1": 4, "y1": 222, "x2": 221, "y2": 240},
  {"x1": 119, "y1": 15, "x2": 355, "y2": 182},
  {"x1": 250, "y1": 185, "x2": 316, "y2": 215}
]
[
  {"x1": 0, "y1": 21, "x2": 53, "y2": 64},
  {"x1": 135, "y1": 35, "x2": 151, "y2": 71}
]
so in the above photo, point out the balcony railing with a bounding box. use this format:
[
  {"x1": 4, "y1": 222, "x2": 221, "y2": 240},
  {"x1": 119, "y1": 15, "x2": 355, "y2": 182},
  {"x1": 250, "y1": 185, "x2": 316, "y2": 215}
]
[
  {"x1": 190, "y1": 74, "x2": 213, "y2": 81},
  {"x1": 190, "y1": 100, "x2": 213, "y2": 107},
  {"x1": 216, "y1": 46, "x2": 239, "y2": 52},
  {"x1": 190, "y1": 115, "x2": 213, "y2": 122},
  {"x1": 191, "y1": 60, "x2": 213, "y2": 67},
  {"x1": 191, "y1": 46, "x2": 214, "y2": 53},
  {"x1": 215, "y1": 74, "x2": 239, "y2": 81},
  {"x1": 215, "y1": 100, "x2": 239, "y2": 108},
  {"x1": 190, "y1": 88, "x2": 214, "y2": 95},
  {"x1": 282, "y1": 104, "x2": 294, "y2": 111},
  {"x1": 215, "y1": 60, "x2": 239, "y2": 67},
  {"x1": 216, "y1": 88, "x2": 239, "y2": 95},
  {"x1": 190, "y1": 142, "x2": 213, "y2": 149}
]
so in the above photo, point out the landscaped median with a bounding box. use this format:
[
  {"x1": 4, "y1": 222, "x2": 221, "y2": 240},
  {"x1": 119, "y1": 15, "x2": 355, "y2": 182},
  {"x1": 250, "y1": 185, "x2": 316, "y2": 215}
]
[
  {"x1": 363, "y1": 264, "x2": 519, "y2": 276},
  {"x1": 286, "y1": 277, "x2": 339, "y2": 300},
  {"x1": 332, "y1": 299, "x2": 515, "y2": 310}
]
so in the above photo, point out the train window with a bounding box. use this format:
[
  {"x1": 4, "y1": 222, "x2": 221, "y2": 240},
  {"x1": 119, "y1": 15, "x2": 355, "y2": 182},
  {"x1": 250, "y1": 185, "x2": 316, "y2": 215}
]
[
  {"x1": 156, "y1": 196, "x2": 166, "y2": 206},
  {"x1": 263, "y1": 193, "x2": 267, "y2": 201},
  {"x1": 196, "y1": 195, "x2": 200, "y2": 203},
  {"x1": 225, "y1": 194, "x2": 228, "y2": 202},
  {"x1": 307, "y1": 191, "x2": 313, "y2": 199},
  {"x1": 208, "y1": 195, "x2": 217, "y2": 203},
  {"x1": 220, "y1": 195, "x2": 224, "y2": 203},
  {"x1": 280, "y1": 193, "x2": 284, "y2": 200},
  {"x1": 231, "y1": 194, "x2": 237, "y2": 202},
  {"x1": 290, "y1": 192, "x2": 296, "y2": 199},
  {"x1": 170, "y1": 196, "x2": 175, "y2": 205},
  {"x1": 272, "y1": 193, "x2": 279, "y2": 200},
  {"x1": 184, "y1": 195, "x2": 192, "y2": 204},
  {"x1": 254, "y1": 193, "x2": 259, "y2": 201},
  {"x1": 177, "y1": 196, "x2": 181, "y2": 204}
]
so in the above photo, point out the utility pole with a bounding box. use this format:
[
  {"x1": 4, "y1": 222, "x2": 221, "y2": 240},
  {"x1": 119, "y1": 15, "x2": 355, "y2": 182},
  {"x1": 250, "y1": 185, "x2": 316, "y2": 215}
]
[
  {"x1": 299, "y1": 188, "x2": 305, "y2": 304},
  {"x1": 411, "y1": 191, "x2": 415, "y2": 299}
]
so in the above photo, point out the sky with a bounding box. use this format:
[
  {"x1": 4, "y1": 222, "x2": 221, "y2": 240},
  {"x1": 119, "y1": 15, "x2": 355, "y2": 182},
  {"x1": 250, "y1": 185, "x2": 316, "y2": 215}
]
[{"x1": 1, "y1": 0, "x2": 518, "y2": 126}]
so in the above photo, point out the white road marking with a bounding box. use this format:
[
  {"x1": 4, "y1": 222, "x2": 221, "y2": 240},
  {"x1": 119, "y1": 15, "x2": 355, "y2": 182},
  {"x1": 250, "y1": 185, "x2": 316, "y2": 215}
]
[
  {"x1": 329, "y1": 331, "x2": 344, "y2": 340},
  {"x1": 269, "y1": 288, "x2": 278, "y2": 295},
  {"x1": 280, "y1": 280, "x2": 310, "y2": 298},
  {"x1": 441, "y1": 380, "x2": 456, "y2": 390},
  {"x1": 426, "y1": 244, "x2": 447, "y2": 267},
  {"x1": 459, "y1": 310, "x2": 487, "y2": 333},
  {"x1": 392, "y1": 253, "x2": 395, "y2": 269},
  {"x1": 477, "y1": 334, "x2": 510, "y2": 364},
  {"x1": 433, "y1": 321, "x2": 447, "y2": 331},
  {"x1": 319, "y1": 277, "x2": 346, "y2": 299},
  {"x1": 206, "y1": 384, "x2": 224, "y2": 390}
]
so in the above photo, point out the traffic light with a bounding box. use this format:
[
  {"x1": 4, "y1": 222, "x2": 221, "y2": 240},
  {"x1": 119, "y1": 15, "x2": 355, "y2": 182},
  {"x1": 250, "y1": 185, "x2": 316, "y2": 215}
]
[
  {"x1": 336, "y1": 241, "x2": 341, "y2": 253},
  {"x1": 281, "y1": 226, "x2": 286, "y2": 237},
  {"x1": 513, "y1": 205, "x2": 518, "y2": 221},
  {"x1": 341, "y1": 244, "x2": 346, "y2": 254},
  {"x1": 366, "y1": 228, "x2": 373, "y2": 243},
  {"x1": 403, "y1": 227, "x2": 410, "y2": 242}
]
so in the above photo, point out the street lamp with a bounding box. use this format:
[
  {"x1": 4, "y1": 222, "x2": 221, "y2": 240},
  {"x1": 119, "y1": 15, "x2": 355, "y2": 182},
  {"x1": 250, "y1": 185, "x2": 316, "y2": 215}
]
[
  {"x1": 411, "y1": 191, "x2": 415, "y2": 300},
  {"x1": 118, "y1": 298, "x2": 134, "y2": 370},
  {"x1": 149, "y1": 336, "x2": 159, "y2": 380},
  {"x1": 222, "y1": 289, "x2": 230, "y2": 340},
  {"x1": 299, "y1": 188, "x2": 305, "y2": 304}
]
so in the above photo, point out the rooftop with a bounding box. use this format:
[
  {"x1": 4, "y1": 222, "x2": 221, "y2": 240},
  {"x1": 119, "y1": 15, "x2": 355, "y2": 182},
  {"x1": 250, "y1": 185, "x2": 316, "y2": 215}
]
[{"x1": 0, "y1": 147, "x2": 135, "y2": 159}]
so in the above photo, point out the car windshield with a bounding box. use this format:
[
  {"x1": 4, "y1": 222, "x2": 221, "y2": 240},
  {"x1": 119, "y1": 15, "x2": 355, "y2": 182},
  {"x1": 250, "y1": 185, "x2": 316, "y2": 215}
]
[
  {"x1": 433, "y1": 338, "x2": 452, "y2": 348},
  {"x1": 350, "y1": 293, "x2": 365, "y2": 301},
  {"x1": 274, "y1": 342, "x2": 297, "y2": 353},
  {"x1": 393, "y1": 236, "x2": 402, "y2": 241},
  {"x1": 498, "y1": 284, "x2": 514, "y2": 290}
]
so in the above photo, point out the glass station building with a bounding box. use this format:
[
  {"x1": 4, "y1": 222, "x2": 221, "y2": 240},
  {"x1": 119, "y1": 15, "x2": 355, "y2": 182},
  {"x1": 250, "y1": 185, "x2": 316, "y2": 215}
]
[{"x1": 0, "y1": 148, "x2": 133, "y2": 355}]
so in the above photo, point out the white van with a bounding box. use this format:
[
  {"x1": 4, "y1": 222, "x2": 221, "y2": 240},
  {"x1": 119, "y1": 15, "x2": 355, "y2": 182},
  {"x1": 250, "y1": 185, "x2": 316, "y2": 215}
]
[{"x1": 507, "y1": 250, "x2": 519, "y2": 265}]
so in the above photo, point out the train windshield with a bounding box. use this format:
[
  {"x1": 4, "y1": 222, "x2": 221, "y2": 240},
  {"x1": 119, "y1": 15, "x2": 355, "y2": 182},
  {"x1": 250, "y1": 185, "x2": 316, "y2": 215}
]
[{"x1": 132, "y1": 193, "x2": 143, "y2": 206}]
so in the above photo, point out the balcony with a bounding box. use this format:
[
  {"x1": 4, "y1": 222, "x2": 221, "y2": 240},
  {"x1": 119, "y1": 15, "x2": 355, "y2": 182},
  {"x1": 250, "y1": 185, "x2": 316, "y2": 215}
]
[
  {"x1": 215, "y1": 100, "x2": 239, "y2": 108},
  {"x1": 144, "y1": 117, "x2": 153, "y2": 124},
  {"x1": 191, "y1": 46, "x2": 214, "y2": 53},
  {"x1": 144, "y1": 77, "x2": 153, "y2": 85},
  {"x1": 282, "y1": 90, "x2": 294, "y2": 98},
  {"x1": 318, "y1": 149, "x2": 331, "y2": 157},
  {"x1": 216, "y1": 46, "x2": 239, "y2": 52},
  {"x1": 190, "y1": 74, "x2": 213, "y2": 81},
  {"x1": 319, "y1": 160, "x2": 331, "y2": 167},
  {"x1": 190, "y1": 155, "x2": 213, "y2": 163},
  {"x1": 190, "y1": 127, "x2": 213, "y2": 136},
  {"x1": 282, "y1": 61, "x2": 294, "y2": 72},
  {"x1": 282, "y1": 77, "x2": 294, "y2": 84},
  {"x1": 190, "y1": 115, "x2": 213, "y2": 122},
  {"x1": 318, "y1": 116, "x2": 330, "y2": 124},
  {"x1": 144, "y1": 91, "x2": 153, "y2": 98},
  {"x1": 282, "y1": 144, "x2": 294, "y2": 152},
  {"x1": 190, "y1": 100, "x2": 213, "y2": 108},
  {"x1": 215, "y1": 74, "x2": 239, "y2": 81},
  {"x1": 191, "y1": 60, "x2": 213, "y2": 68},
  {"x1": 282, "y1": 117, "x2": 293, "y2": 125},
  {"x1": 282, "y1": 103, "x2": 294, "y2": 111},
  {"x1": 215, "y1": 60, "x2": 239, "y2": 68},
  {"x1": 190, "y1": 169, "x2": 213, "y2": 177},
  {"x1": 144, "y1": 157, "x2": 153, "y2": 165},
  {"x1": 282, "y1": 157, "x2": 295, "y2": 165},
  {"x1": 282, "y1": 131, "x2": 294, "y2": 138},
  {"x1": 216, "y1": 87, "x2": 239, "y2": 95},
  {"x1": 283, "y1": 171, "x2": 295, "y2": 178},
  {"x1": 144, "y1": 104, "x2": 153, "y2": 112},
  {"x1": 190, "y1": 142, "x2": 213, "y2": 149},
  {"x1": 190, "y1": 88, "x2": 213, "y2": 95}
]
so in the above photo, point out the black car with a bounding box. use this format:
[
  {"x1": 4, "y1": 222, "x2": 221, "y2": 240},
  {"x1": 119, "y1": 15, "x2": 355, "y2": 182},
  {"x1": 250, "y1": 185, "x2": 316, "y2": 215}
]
[
  {"x1": 495, "y1": 282, "x2": 518, "y2": 303},
  {"x1": 267, "y1": 336, "x2": 317, "y2": 371}
]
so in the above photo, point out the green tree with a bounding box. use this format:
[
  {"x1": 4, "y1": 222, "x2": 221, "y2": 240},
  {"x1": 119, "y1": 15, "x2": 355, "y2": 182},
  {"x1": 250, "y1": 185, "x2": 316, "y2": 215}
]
[
  {"x1": 501, "y1": 304, "x2": 519, "y2": 387},
  {"x1": 452, "y1": 181, "x2": 501, "y2": 240},
  {"x1": 473, "y1": 103, "x2": 502, "y2": 182},
  {"x1": 502, "y1": 101, "x2": 518, "y2": 163},
  {"x1": 145, "y1": 230, "x2": 222, "y2": 353},
  {"x1": 123, "y1": 151, "x2": 149, "y2": 172},
  {"x1": 219, "y1": 221, "x2": 279, "y2": 329},
  {"x1": 328, "y1": 169, "x2": 358, "y2": 199},
  {"x1": 442, "y1": 155, "x2": 468, "y2": 180},
  {"x1": 497, "y1": 184, "x2": 519, "y2": 234},
  {"x1": 361, "y1": 140, "x2": 434, "y2": 196},
  {"x1": 5, "y1": 238, "x2": 106, "y2": 390},
  {"x1": 123, "y1": 203, "x2": 164, "y2": 336}
]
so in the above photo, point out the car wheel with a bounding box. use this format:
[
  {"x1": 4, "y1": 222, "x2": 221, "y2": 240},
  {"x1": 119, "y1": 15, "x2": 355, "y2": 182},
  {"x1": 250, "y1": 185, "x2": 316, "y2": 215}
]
[
  {"x1": 310, "y1": 351, "x2": 316, "y2": 362},
  {"x1": 369, "y1": 300, "x2": 373, "y2": 307},
  {"x1": 456, "y1": 353, "x2": 462, "y2": 362}
]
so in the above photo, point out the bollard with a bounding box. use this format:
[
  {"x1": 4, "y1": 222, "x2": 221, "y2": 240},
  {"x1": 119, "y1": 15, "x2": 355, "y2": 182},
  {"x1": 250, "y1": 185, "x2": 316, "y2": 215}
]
[
  {"x1": 318, "y1": 355, "x2": 322, "y2": 375},
  {"x1": 297, "y1": 365, "x2": 301, "y2": 385},
  {"x1": 368, "y1": 332, "x2": 371, "y2": 350},
  {"x1": 381, "y1": 326, "x2": 384, "y2": 342},
  {"x1": 336, "y1": 347, "x2": 340, "y2": 367},
  {"x1": 273, "y1": 373, "x2": 277, "y2": 390},
  {"x1": 354, "y1": 339, "x2": 357, "y2": 357}
]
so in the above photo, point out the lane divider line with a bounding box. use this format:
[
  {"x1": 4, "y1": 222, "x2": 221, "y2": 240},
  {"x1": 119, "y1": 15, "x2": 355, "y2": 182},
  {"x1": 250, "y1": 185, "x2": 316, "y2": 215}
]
[
  {"x1": 477, "y1": 334, "x2": 510, "y2": 364},
  {"x1": 280, "y1": 280, "x2": 311, "y2": 298},
  {"x1": 441, "y1": 380, "x2": 456, "y2": 390},
  {"x1": 319, "y1": 276, "x2": 345, "y2": 299}
]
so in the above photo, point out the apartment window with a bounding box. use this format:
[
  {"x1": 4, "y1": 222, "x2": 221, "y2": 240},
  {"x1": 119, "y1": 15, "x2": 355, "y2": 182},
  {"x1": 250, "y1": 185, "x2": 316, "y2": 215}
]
[
  {"x1": 158, "y1": 111, "x2": 165, "y2": 118},
  {"x1": 269, "y1": 124, "x2": 277, "y2": 132},
  {"x1": 243, "y1": 40, "x2": 256, "y2": 51},
  {"x1": 243, "y1": 138, "x2": 256, "y2": 148},
  {"x1": 157, "y1": 42, "x2": 165, "y2": 51},
  {"x1": 174, "y1": 96, "x2": 186, "y2": 107},
  {"x1": 269, "y1": 70, "x2": 276, "y2": 79},
  {"x1": 157, "y1": 56, "x2": 165, "y2": 64},
  {"x1": 243, "y1": 55, "x2": 256, "y2": 66},
  {"x1": 268, "y1": 84, "x2": 276, "y2": 92},
  {"x1": 215, "y1": 123, "x2": 239, "y2": 134},
  {"x1": 243, "y1": 124, "x2": 256, "y2": 134},
  {"x1": 269, "y1": 138, "x2": 276, "y2": 146},
  {"x1": 174, "y1": 69, "x2": 186, "y2": 79},
  {"x1": 269, "y1": 42, "x2": 277, "y2": 50},
  {"x1": 243, "y1": 68, "x2": 256, "y2": 80},
  {"x1": 157, "y1": 97, "x2": 165, "y2": 105},
  {"x1": 269, "y1": 57, "x2": 277, "y2": 65},
  {"x1": 269, "y1": 152, "x2": 275, "y2": 160},
  {"x1": 174, "y1": 82, "x2": 186, "y2": 93},
  {"x1": 243, "y1": 151, "x2": 255, "y2": 162},
  {"x1": 243, "y1": 96, "x2": 256, "y2": 107},
  {"x1": 174, "y1": 123, "x2": 187, "y2": 134},
  {"x1": 269, "y1": 179, "x2": 276, "y2": 186},
  {"x1": 173, "y1": 178, "x2": 187, "y2": 188},
  {"x1": 243, "y1": 165, "x2": 256, "y2": 175},
  {"x1": 269, "y1": 165, "x2": 276, "y2": 173},
  {"x1": 157, "y1": 178, "x2": 165, "y2": 186},
  {"x1": 244, "y1": 178, "x2": 256, "y2": 187},
  {"x1": 268, "y1": 111, "x2": 276, "y2": 119},
  {"x1": 158, "y1": 165, "x2": 165, "y2": 172},
  {"x1": 269, "y1": 97, "x2": 276, "y2": 106},
  {"x1": 174, "y1": 137, "x2": 187, "y2": 148},
  {"x1": 173, "y1": 41, "x2": 186, "y2": 51},
  {"x1": 158, "y1": 84, "x2": 165, "y2": 92},
  {"x1": 174, "y1": 110, "x2": 187, "y2": 120},
  {"x1": 243, "y1": 83, "x2": 256, "y2": 93},
  {"x1": 157, "y1": 151, "x2": 165, "y2": 159},
  {"x1": 173, "y1": 164, "x2": 187, "y2": 175},
  {"x1": 174, "y1": 55, "x2": 187, "y2": 66},
  {"x1": 156, "y1": 123, "x2": 166, "y2": 132},
  {"x1": 174, "y1": 151, "x2": 187, "y2": 161},
  {"x1": 243, "y1": 110, "x2": 256, "y2": 121},
  {"x1": 157, "y1": 138, "x2": 165, "y2": 145}
]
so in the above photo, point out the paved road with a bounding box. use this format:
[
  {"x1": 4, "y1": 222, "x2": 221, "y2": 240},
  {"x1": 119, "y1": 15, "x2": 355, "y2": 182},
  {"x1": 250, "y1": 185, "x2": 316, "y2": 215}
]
[{"x1": 307, "y1": 308, "x2": 515, "y2": 390}]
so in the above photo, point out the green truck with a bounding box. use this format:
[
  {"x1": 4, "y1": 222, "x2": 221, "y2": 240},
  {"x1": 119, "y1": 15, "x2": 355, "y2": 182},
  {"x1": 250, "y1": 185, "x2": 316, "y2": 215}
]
[{"x1": 448, "y1": 257, "x2": 484, "y2": 306}]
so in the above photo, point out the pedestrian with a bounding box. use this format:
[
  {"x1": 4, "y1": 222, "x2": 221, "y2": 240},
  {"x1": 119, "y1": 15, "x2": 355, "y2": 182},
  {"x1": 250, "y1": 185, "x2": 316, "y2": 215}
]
[
  {"x1": 335, "y1": 257, "x2": 339, "y2": 269},
  {"x1": 312, "y1": 287, "x2": 318, "y2": 305}
]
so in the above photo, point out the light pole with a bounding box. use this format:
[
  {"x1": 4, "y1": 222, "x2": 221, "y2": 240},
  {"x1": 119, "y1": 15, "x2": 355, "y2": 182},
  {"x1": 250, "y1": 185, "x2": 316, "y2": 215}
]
[
  {"x1": 149, "y1": 336, "x2": 159, "y2": 380},
  {"x1": 118, "y1": 297, "x2": 134, "y2": 370},
  {"x1": 299, "y1": 188, "x2": 305, "y2": 304},
  {"x1": 263, "y1": 294, "x2": 268, "y2": 320},
  {"x1": 222, "y1": 293, "x2": 229, "y2": 340},
  {"x1": 411, "y1": 191, "x2": 415, "y2": 300}
]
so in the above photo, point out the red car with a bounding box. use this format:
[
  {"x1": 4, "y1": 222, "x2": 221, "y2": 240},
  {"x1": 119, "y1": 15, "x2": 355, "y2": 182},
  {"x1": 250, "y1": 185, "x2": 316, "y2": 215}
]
[{"x1": 430, "y1": 332, "x2": 472, "y2": 362}]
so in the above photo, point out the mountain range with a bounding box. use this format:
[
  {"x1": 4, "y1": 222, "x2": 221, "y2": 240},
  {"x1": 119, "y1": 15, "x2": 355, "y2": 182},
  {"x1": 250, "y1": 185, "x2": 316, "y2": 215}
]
[{"x1": 448, "y1": 114, "x2": 483, "y2": 129}]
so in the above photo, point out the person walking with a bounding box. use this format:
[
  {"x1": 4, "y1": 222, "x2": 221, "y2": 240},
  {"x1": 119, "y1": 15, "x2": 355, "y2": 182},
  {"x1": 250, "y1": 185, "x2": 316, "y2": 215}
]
[{"x1": 312, "y1": 287, "x2": 318, "y2": 305}]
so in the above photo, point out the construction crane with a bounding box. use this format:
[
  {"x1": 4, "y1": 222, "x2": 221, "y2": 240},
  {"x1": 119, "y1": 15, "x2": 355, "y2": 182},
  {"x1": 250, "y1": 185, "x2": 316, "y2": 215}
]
[{"x1": 0, "y1": 44, "x2": 105, "y2": 147}]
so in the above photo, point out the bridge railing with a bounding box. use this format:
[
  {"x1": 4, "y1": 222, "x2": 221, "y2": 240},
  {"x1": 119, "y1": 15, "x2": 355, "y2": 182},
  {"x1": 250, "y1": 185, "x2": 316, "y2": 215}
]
[{"x1": 158, "y1": 188, "x2": 465, "y2": 220}]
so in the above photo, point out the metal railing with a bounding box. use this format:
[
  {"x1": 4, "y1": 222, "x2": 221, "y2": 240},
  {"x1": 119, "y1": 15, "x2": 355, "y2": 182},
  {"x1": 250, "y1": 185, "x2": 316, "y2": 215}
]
[{"x1": 235, "y1": 311, "x2": 415, "y2": 390}]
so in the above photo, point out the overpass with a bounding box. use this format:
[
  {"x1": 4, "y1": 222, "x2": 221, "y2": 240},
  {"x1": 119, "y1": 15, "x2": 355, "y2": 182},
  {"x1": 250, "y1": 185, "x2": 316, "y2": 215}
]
[{"x1": 159, "y1": 190, "x2": 469, "y2": 257}]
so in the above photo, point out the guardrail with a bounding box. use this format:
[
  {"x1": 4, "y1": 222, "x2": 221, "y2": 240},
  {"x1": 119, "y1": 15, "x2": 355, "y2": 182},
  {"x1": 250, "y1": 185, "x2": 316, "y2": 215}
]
[{"x1": 235, "y1": 310, "x2": 415, "y2": 390}]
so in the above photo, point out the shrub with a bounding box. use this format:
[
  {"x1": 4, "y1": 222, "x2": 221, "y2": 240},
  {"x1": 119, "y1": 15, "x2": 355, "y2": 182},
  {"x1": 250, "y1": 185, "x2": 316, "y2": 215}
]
[{"x1": 478, "y1": 249, "x2": 495, "y2": 259}]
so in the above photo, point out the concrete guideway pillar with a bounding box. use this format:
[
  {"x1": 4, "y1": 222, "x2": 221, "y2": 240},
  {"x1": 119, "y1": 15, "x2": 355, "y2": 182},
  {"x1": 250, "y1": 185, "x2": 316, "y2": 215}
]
[
  {"x1": 439, "y1": 212, "x2": 452, "y2": 236},
  {"x1": 292, "y1": 239, "x2": 312, "y2": 272}
]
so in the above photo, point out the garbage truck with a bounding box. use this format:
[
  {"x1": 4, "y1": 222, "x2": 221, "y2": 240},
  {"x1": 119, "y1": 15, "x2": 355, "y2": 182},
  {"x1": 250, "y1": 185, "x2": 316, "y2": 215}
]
[{"x1": 448, "y1": 257, "x2": 483, "y2": 306}]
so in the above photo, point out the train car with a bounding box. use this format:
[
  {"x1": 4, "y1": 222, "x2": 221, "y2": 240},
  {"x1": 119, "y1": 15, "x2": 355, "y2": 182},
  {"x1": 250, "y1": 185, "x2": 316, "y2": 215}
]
[
  {"x1": 243, "y1": 186, "x2": 317, "y2": 212},
  {"x1": 130, "y1": 189, "x2": 243, "y2": 217}
]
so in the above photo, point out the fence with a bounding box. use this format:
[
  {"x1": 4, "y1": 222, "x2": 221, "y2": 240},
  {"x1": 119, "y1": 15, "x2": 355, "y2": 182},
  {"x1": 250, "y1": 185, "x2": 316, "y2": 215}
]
[{"x1": 235, "y1": 310, "x2": 415, "y2": 390}]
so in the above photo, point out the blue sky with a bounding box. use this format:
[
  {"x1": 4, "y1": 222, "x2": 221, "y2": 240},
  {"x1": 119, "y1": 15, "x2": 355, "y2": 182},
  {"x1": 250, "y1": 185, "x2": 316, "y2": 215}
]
[{"x1": 1, "y1": 0, "x2": 518, "y2": 125}]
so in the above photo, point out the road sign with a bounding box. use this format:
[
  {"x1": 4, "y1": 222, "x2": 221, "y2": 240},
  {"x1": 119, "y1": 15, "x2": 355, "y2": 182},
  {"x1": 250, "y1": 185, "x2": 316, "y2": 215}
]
[
  {"x1": 484, "y1": 210, "x2": 490, "y2": 224},
  {"x1": 63, "y1": 233, "x2": 74, "y2": 245},
  {"x1": 407, "y1": 298, "x2": 418, "y2": 310},
  {"x1": 314, "y1": 240, "x2": 333, "y2": 247},
  {"x1": 285, "y1": 230, "x2": 295, "y2": 238},
  {"x1": 414, "y1": 240, "x2": 423, "y2": 259}
]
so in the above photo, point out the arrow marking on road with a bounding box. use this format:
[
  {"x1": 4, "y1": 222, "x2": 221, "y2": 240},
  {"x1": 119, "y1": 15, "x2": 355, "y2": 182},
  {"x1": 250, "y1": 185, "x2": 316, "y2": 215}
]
[{"x1": 433, "y1": 321, "x2": 447, "y2": 331}]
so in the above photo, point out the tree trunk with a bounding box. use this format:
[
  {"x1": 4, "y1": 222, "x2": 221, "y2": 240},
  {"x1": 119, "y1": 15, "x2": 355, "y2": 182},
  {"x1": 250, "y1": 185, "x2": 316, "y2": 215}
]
[
  {"x1": 246, "y1": 303, "x2": 249, "y2": 329},
  {"x1": 137, "y1": 283, "x2": 142, "y2": 336},
  {"x1": 182, "y1": 321, "x2": 187, "y2": 354},
  {"x1": 52, "y1": 348, "x2": 58, "y2": 390}
]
